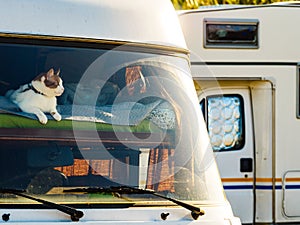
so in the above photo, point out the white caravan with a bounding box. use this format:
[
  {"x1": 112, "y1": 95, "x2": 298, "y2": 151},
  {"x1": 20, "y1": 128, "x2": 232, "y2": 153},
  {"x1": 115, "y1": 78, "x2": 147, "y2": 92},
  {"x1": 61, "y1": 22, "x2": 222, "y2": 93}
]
[
  {"x1": 179, "y1": 3, "x2": 300, "y2": 224},
  {"x1": 0, "y1": 0, "x2": 240, "y2": 224}
]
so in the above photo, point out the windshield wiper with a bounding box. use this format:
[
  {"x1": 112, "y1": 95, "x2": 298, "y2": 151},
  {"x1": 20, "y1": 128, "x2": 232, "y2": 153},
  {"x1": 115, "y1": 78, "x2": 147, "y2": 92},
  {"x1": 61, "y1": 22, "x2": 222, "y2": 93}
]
[
  {"x1": 64, "y1": 186, "x2": 205, "y2": 220},
  {"x1": 0, "y1": 189, "x2": 84, "y2": 222}
]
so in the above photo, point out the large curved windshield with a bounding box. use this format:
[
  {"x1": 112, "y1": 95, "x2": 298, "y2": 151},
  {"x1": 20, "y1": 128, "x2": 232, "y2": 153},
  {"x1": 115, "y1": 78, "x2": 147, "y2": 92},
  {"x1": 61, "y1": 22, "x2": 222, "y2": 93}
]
[{"x1": 0, "y1": 39, "x2": 224, "y2": 206}]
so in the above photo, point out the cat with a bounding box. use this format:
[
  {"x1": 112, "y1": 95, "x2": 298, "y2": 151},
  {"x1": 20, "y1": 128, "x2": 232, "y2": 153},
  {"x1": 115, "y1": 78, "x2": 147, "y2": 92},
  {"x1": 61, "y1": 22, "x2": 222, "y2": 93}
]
[{"x1": 6, "y1": 68, "x2": 64, "y2": 124}]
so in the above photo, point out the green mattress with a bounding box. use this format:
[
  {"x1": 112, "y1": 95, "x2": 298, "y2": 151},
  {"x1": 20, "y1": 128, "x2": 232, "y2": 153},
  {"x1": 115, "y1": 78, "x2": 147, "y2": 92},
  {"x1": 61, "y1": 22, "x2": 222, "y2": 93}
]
[{"x1": 0, "y1": 114, "x2": 162, "y2": 133}]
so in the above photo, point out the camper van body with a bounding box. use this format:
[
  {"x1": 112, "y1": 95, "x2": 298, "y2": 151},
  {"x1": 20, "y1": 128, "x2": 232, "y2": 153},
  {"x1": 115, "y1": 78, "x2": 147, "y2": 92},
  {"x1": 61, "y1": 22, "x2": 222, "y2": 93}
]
[
  {"x1": 179, "y1": 3, "x2": 300, "y2": 224},
  {"x1": 0, "y1": 0, "x2": 240, "y2": 224}
]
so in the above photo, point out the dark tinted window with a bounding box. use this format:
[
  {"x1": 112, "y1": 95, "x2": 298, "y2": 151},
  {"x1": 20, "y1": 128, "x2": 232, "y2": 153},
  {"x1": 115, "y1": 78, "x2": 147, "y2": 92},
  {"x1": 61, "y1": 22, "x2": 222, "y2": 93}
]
[{"x1": 204, "y1": 19, "x2": 259, "y2": 48}]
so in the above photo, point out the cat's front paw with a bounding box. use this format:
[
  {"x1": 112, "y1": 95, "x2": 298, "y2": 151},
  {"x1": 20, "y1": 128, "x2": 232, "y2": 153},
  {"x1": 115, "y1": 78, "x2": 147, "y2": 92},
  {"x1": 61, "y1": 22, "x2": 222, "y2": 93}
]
[
  {"x1": 37, "y1": 114, "x2": 48, "y2": 124},
  {"x1": 51, "y1": 112, "x2": 62, "y2": 121}
]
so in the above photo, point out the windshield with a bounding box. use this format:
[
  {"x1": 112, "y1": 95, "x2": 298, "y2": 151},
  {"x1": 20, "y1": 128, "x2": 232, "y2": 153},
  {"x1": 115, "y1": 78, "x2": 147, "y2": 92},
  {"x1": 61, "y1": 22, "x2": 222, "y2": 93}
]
[{"x1": 0, "y1": 38, "x2": 224, "y2": 206}]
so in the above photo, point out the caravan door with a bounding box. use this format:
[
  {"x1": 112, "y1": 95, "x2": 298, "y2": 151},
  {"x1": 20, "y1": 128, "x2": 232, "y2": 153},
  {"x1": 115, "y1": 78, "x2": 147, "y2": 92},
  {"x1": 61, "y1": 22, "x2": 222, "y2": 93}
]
[
  {"x1": 196, "y1": 79, "x2": 273, "y2": 223},
  {"x1": 197, "y1": 80, "x2": 255, "y2": 223}
]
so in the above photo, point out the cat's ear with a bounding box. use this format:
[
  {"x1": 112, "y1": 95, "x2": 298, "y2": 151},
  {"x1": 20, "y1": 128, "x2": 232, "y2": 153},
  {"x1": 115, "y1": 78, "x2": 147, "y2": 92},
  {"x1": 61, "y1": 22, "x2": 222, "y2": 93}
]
[
  {"x1": 46, "y1": 68, "x2": 55, "y2": 79},
  {"x1": 56, "y1": 69, "x2": 61, "y2": 76}
]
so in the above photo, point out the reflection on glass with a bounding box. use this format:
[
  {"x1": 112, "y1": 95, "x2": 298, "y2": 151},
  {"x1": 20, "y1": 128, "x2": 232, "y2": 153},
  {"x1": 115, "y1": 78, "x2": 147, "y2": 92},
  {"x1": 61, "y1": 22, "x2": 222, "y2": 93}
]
[
  {"x1": 0, "y1": 41, "x2": 224, "y2": 206},
  {"x1": 205, "y1": 19, "x2": 259, "y2": 48}
]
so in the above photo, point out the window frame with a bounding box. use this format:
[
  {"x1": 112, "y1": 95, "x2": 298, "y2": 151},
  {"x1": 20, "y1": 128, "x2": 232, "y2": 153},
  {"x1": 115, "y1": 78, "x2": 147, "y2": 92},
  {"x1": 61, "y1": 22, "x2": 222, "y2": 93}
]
[
  {"x1": 201, "y1": 94, "x2": 245, "y2": 152},
  {"x1": 204, "y1": 18, "x2": 259, "y2": 49}
]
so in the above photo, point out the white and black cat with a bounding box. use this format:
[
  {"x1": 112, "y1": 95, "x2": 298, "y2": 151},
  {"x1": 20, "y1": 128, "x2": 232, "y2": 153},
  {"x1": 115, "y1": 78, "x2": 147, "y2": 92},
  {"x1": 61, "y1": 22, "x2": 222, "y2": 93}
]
[{"x1": 6, "y1": 68, "x2": 64, "y2": 124}]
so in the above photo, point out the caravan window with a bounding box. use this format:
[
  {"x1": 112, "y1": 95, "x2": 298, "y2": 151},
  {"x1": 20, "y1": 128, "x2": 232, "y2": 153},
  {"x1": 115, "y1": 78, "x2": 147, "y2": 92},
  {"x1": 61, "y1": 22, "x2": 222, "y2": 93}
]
[
  {"x1": 204, "y1": 18, "x2": 259, "y2": 49},
  {"x1": 0, "y1": 36, "x2": 220, "y2": 206},
  {"x1": 201, "y1": 94, "x2": 245, "y2": 151}
]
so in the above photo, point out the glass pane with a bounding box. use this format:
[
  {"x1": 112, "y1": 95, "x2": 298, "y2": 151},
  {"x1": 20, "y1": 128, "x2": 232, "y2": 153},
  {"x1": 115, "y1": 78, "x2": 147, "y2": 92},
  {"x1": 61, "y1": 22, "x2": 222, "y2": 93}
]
[
  {"x1": 205, "y1": 19, "x2": 259, "y2": 48},
  {"x1": 0, "y1": 40, "x2": 224, "y2": 206},
  {"x1": 207, "y1": 95, "x2": 244, "y2": 151}
]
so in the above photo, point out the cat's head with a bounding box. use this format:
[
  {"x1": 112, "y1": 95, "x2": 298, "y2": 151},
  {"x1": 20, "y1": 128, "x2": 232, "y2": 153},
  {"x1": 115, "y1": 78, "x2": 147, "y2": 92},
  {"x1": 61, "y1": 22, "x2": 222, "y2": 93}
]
[{"x1": 32, "y1": 68, "x2": 64, "y2": 97}]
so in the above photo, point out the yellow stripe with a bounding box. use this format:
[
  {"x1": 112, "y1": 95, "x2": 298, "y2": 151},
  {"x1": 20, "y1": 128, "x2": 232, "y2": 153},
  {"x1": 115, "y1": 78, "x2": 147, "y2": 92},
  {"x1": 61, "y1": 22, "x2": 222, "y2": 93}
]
[
  {"x1": 222, "y1": 178, "x2": 253, "y2": 182},
  {"x1": 284, "y1": 177, "x2": 300, "y2": 182}
]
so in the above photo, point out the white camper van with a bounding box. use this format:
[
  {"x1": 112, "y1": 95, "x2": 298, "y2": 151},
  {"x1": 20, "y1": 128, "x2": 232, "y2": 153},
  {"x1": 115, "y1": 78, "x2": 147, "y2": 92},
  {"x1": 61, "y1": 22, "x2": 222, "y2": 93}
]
[
  {"x1": 179, "y1": 2, "x2": 300, "y2": 224},
  {"x1": 0, "y1": 0, "x2": 240, "y2": 224}
]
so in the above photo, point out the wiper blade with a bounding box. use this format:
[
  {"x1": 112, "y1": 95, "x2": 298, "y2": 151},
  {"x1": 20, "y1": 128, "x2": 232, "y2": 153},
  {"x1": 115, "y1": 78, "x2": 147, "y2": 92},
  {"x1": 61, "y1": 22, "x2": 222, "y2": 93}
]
[
  {"x1": 0, "y1": 189, "x2": 84, "y2": 221},
  {"x1": 64, "y1": 186, "x2": 204, "y2": 220}
]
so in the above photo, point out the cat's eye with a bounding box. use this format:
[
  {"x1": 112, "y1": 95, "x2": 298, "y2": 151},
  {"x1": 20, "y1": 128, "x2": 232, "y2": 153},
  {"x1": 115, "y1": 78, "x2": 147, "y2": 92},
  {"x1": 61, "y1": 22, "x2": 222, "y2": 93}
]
[{"x1": 46, "y1": 81, "x2": 58, "y2": 88}]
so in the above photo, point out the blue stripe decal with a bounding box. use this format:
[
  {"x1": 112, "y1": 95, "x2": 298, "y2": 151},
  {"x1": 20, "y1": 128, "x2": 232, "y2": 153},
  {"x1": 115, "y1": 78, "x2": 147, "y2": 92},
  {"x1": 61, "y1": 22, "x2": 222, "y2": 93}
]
[
  {"x1": 224, "y1": 185, "x2": 253, "y2": 190},
  {"x1": 224, "y1": 185, "x2": 283, "y2": 190},
  {"x1": 285, "y1": 185, "x2": 300, "y2": 189}
]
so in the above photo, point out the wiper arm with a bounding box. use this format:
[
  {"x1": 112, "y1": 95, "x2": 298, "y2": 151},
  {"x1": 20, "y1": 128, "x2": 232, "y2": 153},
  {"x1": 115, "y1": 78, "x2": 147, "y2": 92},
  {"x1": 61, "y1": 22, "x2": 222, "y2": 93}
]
[
  {"x1": 64, "y1": 186, "x2": 204, "y2": 220},
  {"x1": 0, "y1": 189, "x2": 84, "y2": 222}
]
